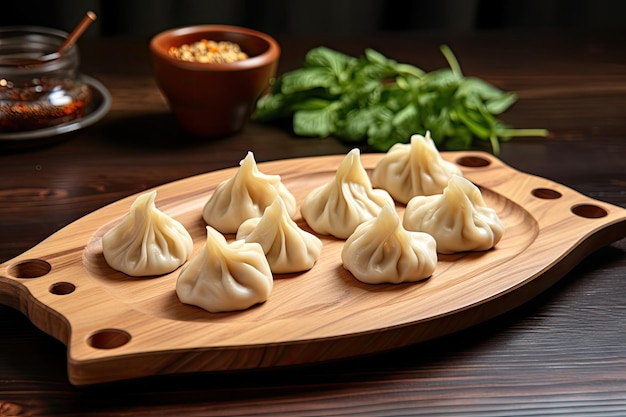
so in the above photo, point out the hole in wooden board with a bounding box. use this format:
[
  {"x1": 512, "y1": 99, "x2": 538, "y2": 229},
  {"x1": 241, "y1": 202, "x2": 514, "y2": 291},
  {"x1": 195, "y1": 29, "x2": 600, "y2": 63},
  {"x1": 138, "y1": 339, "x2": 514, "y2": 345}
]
[
  {"x1": 87, "y1": 329, "x2": 131, "y2": 349},
  {"x1": 8, "y1": 259, "x2": 52, "y2": 278},
  {"x1": 531, "y1": 188, "x2": 562, "y2": 199},
  {"x1": 571, "y1": 204, "x2": 608, "y2": 219},
  {"x1": 49, "y1": 281, "x2": 76, "y2": 295},
  {"x1": 455, "y1": 155, "x2": 491, "y2": 168}
]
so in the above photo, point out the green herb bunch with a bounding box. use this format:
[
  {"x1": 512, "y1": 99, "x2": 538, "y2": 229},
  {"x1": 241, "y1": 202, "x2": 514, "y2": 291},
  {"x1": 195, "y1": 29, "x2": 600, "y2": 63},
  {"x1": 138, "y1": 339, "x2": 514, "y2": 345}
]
[{"x1": 253, "y1": 45, "x2": 547, "y2": 154}]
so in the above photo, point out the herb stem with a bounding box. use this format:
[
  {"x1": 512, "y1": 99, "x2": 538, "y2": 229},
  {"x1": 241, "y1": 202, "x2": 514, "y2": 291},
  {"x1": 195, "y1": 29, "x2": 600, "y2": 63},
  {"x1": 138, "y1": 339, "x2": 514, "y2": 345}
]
[
  {"x1": 505, "y1": 128, "x2": 549, "y2": 138},
  {"x1": 440, "y1": 45, "x2": 463, "y2": 78},
  {"x1": 489, "y1": 134, "x2": 500, "y2": 155}
]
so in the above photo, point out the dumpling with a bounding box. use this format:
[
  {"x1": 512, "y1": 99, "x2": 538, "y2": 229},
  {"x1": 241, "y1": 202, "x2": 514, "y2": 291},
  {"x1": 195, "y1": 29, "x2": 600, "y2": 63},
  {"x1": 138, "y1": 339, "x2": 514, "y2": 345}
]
[
  {"x1": 236, "y1": 198, "x2": 323, "y2": 274},
  {"x1": 102, "y1": 190, "x2": 193, "y2": 276},
  {"x1": 301, "y1": 148, "x2": 394, "y2": 239},
  {"x1": 341, "y1": 203, "x2": 437, "y2": 284},
  {"x1": 403, "y1": 175, "x2": 504, "y2": 254},
  {"x1": 202, "y1": 151, "x2": 297, "y2": 234},
  {"x1": 372, "y1": 131, "x2": 463, "y2": 204},
  {"x1": 176, "y1": 226, "x2": 273, "y2": 313}
]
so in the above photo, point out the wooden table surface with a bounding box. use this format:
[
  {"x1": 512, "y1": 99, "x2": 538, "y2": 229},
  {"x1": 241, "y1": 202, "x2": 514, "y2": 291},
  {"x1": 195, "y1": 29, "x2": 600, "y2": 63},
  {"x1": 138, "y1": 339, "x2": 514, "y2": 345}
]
[{"x1": 1, "y1": 28, "x2": 625, "y2": 416}]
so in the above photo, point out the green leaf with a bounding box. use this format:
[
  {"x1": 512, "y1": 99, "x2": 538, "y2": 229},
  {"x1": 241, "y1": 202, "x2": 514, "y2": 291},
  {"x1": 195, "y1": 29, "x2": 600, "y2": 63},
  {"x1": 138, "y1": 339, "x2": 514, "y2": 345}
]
[
  {"x1": 364, "y1": 48, "x2": 391, "y2": 66},
  {"x1": 443, "y1": 129, "x2": 473, "y2": 150},
  {"x1": 485, "y1": 91, "x2": 517, "y2": 114},
  {"x1": 305, "y1": 47, "x2": 357, "y2": 84},
  {"x1": 454, "y1": 106, "x2": 491, "y2": 139},
  {"x1": 391, "y1": 103, "x2": 419, "y2": 140},
  {"x1": 459, "y1": 77, "x2": 503, "y2": 99},
  {"x1": 253, "y1": 93, "x2": 288, "y2": 121},
  {"x1": 395, "y1": 63, "x2": 425, "y2": 78},
  {"x1": 337, "y1": 107, "x2": 377, "y2": 141},
  {"x1": 366, "y1": 108, "x2": 407, "y2": 151},
  {"x1": 293, "y1": 107, "x2": 337, "y2": 137},
  {"x1": 290, "y1": 97, "x2": 335, "y2": 111},
  {"x1": 280, "y1": 67, "x2": 339, "y2": 95}
]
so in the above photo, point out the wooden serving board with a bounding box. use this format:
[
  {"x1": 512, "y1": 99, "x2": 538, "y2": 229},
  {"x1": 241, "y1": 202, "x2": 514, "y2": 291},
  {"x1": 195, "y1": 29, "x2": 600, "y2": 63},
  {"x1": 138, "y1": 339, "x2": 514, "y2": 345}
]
[{"x1": 1, "y1": 151, "x2": 625, "y2": 386}]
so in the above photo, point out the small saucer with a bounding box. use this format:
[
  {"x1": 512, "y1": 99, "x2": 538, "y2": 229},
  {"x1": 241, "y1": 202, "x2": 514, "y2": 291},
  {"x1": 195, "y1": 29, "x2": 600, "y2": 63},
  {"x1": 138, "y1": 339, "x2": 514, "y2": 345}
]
[{"x1": 0, "y1": 74, "x2": 111, "y2": 144}]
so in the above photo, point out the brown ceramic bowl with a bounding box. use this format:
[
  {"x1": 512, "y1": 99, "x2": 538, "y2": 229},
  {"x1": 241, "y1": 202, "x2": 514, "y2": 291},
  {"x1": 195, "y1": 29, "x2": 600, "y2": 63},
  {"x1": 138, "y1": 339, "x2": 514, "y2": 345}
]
[{"x1": 149, "y1": 25, "x2": 280, "y2": 137}]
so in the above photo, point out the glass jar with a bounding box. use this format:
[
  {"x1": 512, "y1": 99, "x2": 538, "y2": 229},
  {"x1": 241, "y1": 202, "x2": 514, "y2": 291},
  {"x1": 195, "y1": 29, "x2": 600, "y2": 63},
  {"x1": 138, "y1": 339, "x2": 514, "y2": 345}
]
[{"x1": 0, "y1": 26, "x2": 92, "y2": 133}]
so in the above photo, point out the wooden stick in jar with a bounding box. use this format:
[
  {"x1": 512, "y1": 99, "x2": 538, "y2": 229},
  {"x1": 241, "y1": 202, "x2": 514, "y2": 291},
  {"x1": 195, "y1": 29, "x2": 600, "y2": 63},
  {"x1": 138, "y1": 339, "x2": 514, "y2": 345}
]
[{"x1": 58, "y1": 11, "x2": 97, "y2": 54}]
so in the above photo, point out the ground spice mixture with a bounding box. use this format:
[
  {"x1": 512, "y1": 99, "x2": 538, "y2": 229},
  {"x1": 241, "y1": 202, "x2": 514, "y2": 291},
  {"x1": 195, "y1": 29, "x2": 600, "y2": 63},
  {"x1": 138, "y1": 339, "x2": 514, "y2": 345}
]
[
  {"x1": 0, "y1": 78, "x2": 92, "y2": 132},
  {"x1": 168, "y1": 39, "x2": 249, "y2": 63}
]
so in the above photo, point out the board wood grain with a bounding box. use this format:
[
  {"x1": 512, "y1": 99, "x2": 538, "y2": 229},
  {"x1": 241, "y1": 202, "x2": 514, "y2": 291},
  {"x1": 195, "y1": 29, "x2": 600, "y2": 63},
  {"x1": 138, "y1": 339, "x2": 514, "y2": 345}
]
[{"x1": 1, "y1": 151, "x2": 625, "y2": 386}]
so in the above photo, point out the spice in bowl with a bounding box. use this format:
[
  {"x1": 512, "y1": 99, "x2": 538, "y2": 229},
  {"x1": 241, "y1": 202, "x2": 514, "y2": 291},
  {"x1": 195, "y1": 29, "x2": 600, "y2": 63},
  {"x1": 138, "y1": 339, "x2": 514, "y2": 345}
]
[
  {"x1": 168, "y1": 39, "x2": 248, "y2": 64},
  {"x1": 0, "y1": 78, "x2": 91, "y2": 132},
  {"x1": 0, "y1": 26, "x2": 93, "y2": 133},
  {"x1": 149, "y1": 24, "x2": 281, "y2": 137}
]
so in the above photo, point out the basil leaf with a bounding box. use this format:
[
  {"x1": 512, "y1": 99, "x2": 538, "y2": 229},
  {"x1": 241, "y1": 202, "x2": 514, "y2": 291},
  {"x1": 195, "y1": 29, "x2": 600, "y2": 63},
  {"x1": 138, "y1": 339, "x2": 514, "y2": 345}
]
[
  {"x1": 280, "y1": 67, "x2": 339, "y2": 95},
  {"x1": 293, "y1": 107, "x2": 337, "y2": 137},
  {"x1": 485, "y1": 91, "x2": 517, "y2": 114}
]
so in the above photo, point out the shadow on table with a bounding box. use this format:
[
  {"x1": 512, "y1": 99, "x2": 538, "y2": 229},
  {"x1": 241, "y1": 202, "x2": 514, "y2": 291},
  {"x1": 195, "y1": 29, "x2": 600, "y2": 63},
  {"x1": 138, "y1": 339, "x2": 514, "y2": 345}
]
[
  {"x1": 0, "y1": 112, "x2": 198, "y2": 154},
  {"x1": 96, "y1": 112, "x2": 217, "y2": 149}
]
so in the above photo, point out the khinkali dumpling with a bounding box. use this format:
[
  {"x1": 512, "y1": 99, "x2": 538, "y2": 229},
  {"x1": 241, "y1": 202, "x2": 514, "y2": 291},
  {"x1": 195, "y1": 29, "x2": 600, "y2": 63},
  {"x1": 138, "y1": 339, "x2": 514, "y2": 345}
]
[
  {"x1": 236, "y1": 198, "x2": 323, "y2": 274},
  {"x1": 102, "y1": 190, "x2": 193, "y2": 276},
  {"x1": 202, "y1": 151, "x2": 297, "y2": 234},
  {"x1": 372, "y1": 131, "x2": 463, "y2": 204},
  {"x1": 301, "y1": 148, "x2": 394, "y2": 239},
  {"x1": 341, "y1": 203, "x2": 437, "y2": 284},
  {"x1": 403, "y1": 175, "x2": 504, "y2": 254},
  {"x1": 176, "y1": 226, "x2": 273, "y2": 313}
]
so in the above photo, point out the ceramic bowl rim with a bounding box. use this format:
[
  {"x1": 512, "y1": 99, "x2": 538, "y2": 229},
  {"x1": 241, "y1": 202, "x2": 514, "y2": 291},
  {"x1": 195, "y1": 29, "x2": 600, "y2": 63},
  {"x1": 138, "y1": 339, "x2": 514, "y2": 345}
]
[{"x1": 149, "y1": 24, "x2": 280, "y2": 72}]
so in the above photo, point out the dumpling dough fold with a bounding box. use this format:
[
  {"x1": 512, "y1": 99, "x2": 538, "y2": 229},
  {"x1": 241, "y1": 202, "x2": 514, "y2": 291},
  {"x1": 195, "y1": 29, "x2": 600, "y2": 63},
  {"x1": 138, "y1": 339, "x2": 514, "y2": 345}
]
[
  {"x1": 176, "y1": 226, "x2": 273, "y2": 313},
  {"x1": 341, "y1": 203, "x2": 437, "y2": 284},
  {"x1": 237, "y1": 198, "x2": 323, "y2": 274},
  {"x1": 202, "y1": 151, "x2": 297, "y2": 234},
  {"x1": 102, "y1": 190, "x2": 193, "y2": 277},
  {"x1": 372, "y1": 131, "x2": 463, "y2": 204},
  {"x1": 403, "y1": 175, "x2": 504, "y2": 254},
  {"x1": 301, "y1": 148, "x2": 394, "y2": 239}
]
